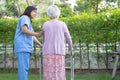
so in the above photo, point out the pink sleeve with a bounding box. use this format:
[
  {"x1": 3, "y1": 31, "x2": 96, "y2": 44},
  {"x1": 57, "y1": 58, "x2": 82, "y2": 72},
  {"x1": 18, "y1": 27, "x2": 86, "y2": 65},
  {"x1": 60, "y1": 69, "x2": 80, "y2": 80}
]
[
  {"x1": 42, "y1": 23, "x2": 46, "y2": 44},
  {"x1": 63, "y1": 22, "x2": 73, "y2": 51},
  {"x1": 42, "y1": 23, "x2": 46, "y2": 31}
]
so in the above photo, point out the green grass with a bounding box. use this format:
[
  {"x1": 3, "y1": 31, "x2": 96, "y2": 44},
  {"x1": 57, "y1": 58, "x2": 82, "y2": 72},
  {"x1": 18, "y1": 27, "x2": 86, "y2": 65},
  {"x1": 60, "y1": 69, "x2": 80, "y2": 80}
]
[{"x1": 0, "y1": 71, "x2": 120, "y2": 80}]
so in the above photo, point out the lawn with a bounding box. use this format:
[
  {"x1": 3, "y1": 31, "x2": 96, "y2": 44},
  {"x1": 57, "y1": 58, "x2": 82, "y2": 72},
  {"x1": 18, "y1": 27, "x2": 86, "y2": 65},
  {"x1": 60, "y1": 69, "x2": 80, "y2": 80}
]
[{"x1": 0, "y1": 71, "x2": 120, "y2": 80}]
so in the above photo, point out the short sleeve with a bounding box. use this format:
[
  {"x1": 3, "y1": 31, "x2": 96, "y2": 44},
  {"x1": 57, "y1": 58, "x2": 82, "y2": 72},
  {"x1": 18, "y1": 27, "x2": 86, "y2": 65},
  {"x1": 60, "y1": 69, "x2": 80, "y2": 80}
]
[{"x1": 20, "y1": 16, "x2": 30, "y2": 28}]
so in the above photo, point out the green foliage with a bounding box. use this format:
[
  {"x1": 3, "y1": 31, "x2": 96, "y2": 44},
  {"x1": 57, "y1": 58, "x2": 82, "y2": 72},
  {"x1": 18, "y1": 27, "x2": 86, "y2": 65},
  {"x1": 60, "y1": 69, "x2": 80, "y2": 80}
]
[
  {"x1": 0, "y1": 18, "x2": 17, "y2": 31},
  {"x1": 0, "y1": 18, "x2": 17, "y2": 44},
  {"x1": 57, "y1": 4, "x2": 73, "y2": 17},
  {"x1": 42, "y1": 4, "x2": 74, "y2": 18},
  {"x1": 0, "y1": 9, "x2": 120, "y2": 45},
  {"x1": 5, "y1": 0, "x2": 18, "y2": 16},
  {"x1": 75, "y1": 0, "x2": 102, "y2": 13},
  {"x1": 61, "y1": 9, "x2": 120, "y2": 44}
]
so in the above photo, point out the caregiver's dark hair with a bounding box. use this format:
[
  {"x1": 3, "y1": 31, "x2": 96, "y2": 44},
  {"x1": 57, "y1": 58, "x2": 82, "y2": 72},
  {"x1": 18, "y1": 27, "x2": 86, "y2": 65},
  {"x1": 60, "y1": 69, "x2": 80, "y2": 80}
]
[{"x1": 21, "y1": 6, "x2": 37, "y2": 21}]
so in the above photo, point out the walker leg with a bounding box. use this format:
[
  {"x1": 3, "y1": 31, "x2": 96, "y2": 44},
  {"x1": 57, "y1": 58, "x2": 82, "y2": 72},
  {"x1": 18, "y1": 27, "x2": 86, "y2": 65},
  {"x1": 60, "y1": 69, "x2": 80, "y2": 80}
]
[
  {"x1": 112, "y1": 55, "x2": 119, "y2": 79},
  {"x1": 70, "y1": 51, "x2": 74, "y2": 80}
]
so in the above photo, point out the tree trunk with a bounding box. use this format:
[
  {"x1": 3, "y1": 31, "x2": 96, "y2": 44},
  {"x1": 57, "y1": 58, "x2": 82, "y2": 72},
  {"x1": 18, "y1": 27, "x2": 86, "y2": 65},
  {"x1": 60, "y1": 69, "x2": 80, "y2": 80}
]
[
  {"x1": 26, "y1": 0, "x2": 29, "y2": 6},
  {"x1": 95, "y1": 0, "x2": 99, "y2": 13},
  {"x1": 16, "y1": 2, "x2": 21, "y2": 17},
  {"x1": 118, "y1": 0, "x2": 120, "y2": 8}
]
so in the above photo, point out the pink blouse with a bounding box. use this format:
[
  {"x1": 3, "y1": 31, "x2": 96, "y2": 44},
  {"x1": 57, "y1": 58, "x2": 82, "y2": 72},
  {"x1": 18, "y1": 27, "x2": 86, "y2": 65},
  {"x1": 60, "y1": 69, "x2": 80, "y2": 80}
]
[{"x1": 42, "y1": 19, "x2": 72, "y2": 55}]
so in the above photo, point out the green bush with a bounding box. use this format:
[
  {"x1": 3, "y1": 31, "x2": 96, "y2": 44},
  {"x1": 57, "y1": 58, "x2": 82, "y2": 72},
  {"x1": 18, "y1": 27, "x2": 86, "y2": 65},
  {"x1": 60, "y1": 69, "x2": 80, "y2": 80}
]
[{"x1": 0, "y1": 9, "x2": 120, "y2": 44}]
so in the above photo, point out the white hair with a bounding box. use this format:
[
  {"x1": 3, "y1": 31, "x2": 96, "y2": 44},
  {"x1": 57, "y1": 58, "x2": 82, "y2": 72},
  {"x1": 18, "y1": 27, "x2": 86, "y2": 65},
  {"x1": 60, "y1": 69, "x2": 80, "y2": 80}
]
[{"x1": 47, "y1": 5, "x2": 60, "y2": 19}]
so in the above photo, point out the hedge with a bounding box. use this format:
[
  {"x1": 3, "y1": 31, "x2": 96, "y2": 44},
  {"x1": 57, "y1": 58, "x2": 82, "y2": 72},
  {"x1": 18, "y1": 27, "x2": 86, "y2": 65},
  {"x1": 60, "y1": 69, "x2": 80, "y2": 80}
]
[{"x1": 0, "y1": 9, "x2": 120, "y2": 44}]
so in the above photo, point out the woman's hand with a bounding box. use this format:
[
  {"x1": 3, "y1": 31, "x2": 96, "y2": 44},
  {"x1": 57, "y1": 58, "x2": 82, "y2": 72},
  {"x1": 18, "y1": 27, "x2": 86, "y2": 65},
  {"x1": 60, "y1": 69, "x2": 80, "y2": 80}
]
[
  {"x1": 39, "y1": 44, "x2": 43, "y2": 48},
  {"x1": 37, "y1": 31, "x2": 44, "y2": 36},
  {"x1": 33, "y1": 36, "x2": 43, "y2": 48}
]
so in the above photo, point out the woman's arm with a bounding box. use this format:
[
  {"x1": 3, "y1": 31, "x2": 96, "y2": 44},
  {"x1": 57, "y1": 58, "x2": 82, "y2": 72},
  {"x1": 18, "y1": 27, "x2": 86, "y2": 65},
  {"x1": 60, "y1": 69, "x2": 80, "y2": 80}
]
[
  {"x1": 22, "y1": 25, "x2": 42, "y2": 36},
  {"x1": 33, "y1": 30, "x2": 44, "y2": 47},
  {"x1": 64, "y1": 23, "x2": 73, "y2": 51},
  {"x1": 33, "y1": 36, "x2": 42, "y2": 47},
  {"x1": 65, "y1": 33, "x2": 73, "y2": 51}
]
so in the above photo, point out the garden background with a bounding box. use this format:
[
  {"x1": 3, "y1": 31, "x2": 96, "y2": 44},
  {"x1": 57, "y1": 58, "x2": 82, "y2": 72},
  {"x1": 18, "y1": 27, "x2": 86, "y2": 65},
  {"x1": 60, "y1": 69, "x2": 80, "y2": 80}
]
[{"x1": 0, "y1": 0, "x2": 120, "y2": 80}]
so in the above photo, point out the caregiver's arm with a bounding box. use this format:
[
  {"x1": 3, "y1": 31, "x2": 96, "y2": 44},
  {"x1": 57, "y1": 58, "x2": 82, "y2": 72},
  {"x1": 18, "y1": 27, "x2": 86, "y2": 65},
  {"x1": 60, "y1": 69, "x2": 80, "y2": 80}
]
[{"x1": 21, "y1": 25, "x2": 41, "y2": 36}]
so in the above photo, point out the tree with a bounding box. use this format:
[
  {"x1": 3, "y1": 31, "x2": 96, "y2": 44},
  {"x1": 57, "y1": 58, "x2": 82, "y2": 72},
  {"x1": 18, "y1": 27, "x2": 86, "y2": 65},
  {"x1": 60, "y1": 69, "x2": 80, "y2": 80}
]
[
  {"x1": 98, "y1": 0, "x2": 119, "y2": 12},
  {"x1": 57, "y1": 4, "x2": 73, "y2": 17},
  {"x1": 75, "y1": 0, "x2": 102, "y2": 13},
  {"x1": 5, "y1": 0, "x2": 18, "y2": 16}
]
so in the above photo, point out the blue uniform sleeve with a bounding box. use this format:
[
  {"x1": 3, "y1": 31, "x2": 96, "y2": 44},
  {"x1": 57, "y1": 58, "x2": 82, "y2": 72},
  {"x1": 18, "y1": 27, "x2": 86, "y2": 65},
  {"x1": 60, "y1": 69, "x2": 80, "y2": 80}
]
[{"x1": 20, "y1": 16, "x2": 30, "y2": 28}]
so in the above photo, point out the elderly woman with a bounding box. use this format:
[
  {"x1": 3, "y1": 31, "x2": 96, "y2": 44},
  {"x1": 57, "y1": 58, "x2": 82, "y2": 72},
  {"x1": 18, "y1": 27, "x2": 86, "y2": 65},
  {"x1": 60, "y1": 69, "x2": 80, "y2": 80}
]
[{"x1": 41, "y1": 5, "x2": 73, "y2": 80}]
